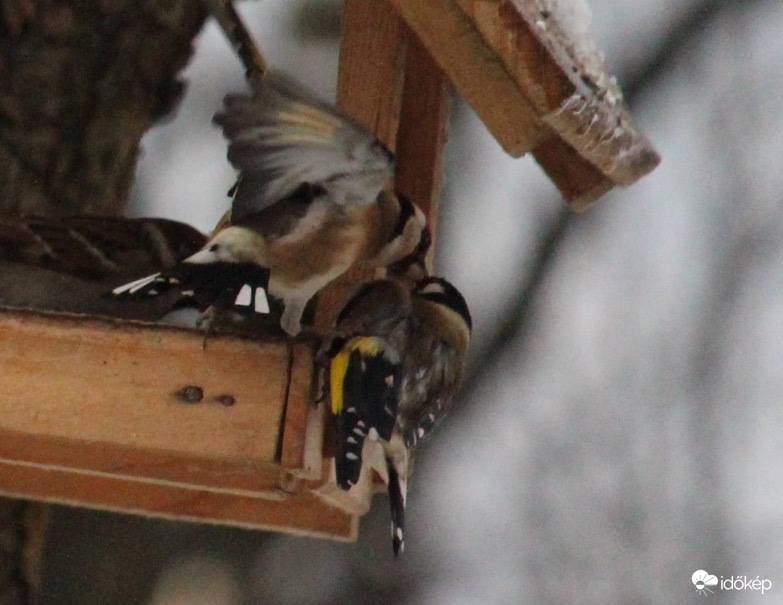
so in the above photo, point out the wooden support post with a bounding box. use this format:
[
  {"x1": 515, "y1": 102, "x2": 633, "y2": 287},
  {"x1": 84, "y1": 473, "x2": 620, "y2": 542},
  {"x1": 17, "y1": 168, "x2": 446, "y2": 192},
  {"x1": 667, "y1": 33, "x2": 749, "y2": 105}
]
[
  {"x1": 316, "y1": 0, "x2": 451, "y2": 331},
  {"x1": 395, "y1": 33, "x2": 449, "y2": 239},
  {"x1": 336, "y1": 0, "x2": 407, "y2": 151},
  {"x1": 314, "y1": 0, "x2": 408, "y2": 332}
]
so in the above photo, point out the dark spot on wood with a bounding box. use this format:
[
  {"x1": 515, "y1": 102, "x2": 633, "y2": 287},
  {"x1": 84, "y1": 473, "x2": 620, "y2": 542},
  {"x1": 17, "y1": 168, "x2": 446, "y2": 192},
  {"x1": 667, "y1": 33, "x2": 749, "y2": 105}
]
[
  {"x1": 175, "y1": 386, "x2": 203, "y2": 404},
  {"x1": 215, "y1": 394, "x2": 235, "y2": 407}
]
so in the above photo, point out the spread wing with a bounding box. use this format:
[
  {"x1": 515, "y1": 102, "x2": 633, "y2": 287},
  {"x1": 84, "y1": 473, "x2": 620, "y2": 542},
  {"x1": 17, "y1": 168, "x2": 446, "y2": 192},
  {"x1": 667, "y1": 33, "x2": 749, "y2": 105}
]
[{"x1": 213, "y1": 70, "x2": 395, "y2": 221}]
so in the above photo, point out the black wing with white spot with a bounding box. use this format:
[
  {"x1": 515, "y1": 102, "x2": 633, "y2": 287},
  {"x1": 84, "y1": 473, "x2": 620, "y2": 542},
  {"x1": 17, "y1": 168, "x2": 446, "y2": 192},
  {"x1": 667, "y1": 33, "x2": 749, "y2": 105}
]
[
  {"x1": 112, "y1": 261, "x2": 271, "y2": 316},
  {"x1": 333, "y1": 345, "x2": 402, "y2": 490}
]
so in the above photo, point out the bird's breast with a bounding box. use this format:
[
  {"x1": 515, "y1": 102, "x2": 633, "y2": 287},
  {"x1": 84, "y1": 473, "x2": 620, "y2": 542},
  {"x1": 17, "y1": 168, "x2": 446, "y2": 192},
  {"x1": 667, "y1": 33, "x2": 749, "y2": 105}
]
[{"x1": 265, "y1": 208, "x2": 364, "y2": 294}]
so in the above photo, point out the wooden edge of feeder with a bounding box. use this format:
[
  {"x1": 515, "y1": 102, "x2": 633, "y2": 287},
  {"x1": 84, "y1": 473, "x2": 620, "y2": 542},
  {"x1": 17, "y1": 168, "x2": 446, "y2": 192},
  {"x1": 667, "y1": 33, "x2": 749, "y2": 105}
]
[
  {"x1": 0, "y1": 473, "x2": 358, "y2": 541},
  {"x1": 387, "y1": 0, "x2": 548, "y2": 158},
  {"x1": 0, "y1": 306, "x2": 359, "y2": 540},
  {"x1": 470, "y1": 0, "x2": 660, "y2": 184}
]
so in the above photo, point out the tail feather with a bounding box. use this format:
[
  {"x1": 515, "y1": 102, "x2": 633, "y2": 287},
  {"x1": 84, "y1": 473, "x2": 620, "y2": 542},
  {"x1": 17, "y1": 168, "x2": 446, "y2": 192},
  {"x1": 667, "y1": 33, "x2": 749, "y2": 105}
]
[
  {"x1": 387, "y1": 457, "x2": 406, "y2": 557},
  {"x1": 111, "y1": 273, "x2": 167, "y2": 297}
]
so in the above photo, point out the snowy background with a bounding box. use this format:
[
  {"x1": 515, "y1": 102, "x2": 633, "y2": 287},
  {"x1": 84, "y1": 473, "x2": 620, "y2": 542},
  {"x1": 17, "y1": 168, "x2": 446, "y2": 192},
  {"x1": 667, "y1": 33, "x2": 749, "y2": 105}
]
[{"x1": 43, "y1": 0, "x2": 783, "y2": 603}]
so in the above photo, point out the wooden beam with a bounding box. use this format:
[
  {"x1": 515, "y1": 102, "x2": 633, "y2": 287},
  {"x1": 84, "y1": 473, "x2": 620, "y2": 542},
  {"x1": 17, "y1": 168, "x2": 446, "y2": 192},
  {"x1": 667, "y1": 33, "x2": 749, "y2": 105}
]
[
  {"x1": 0, "y1": 311, "x2": 283, "y2": 472},
  {"x1": 395, "y1": 32, "x2": 449, "y2": 238},
  {"x1": 279, "y1": 344, "x2": 324, "y2": 482},
  {"x1": 389, "y1": 0, "x2": 660, "y2": 207},
  {"x1": 388, "y1": 0, "x2": 547, "y2": 157},
  {"x1": 0, "y1": 464, "x2": 356, "y2": 540},
  {"x1": 315, "y1": 0, "x2": 409, "y2": 332},
  {"x1": 336, "y1": 0, "x2": 407, "y2": 150},
  {"x1": 531, "y1": 135, "x2": 613, "y2": 210},
  {"x1": 460, "y1": 0, "x2": 659, "y2": 188}
]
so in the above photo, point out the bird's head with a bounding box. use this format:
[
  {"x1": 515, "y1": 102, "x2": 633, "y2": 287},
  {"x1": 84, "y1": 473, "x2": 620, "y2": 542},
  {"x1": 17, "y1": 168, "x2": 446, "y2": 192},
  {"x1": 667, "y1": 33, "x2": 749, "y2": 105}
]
[{"x1": 184, "y1": 227, "x2": 263, "y2": 265}]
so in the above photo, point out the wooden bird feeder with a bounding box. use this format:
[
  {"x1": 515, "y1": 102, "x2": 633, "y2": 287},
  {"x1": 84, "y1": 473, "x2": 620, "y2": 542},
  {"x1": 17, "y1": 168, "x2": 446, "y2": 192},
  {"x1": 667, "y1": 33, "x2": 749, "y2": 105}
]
[{"x1": 0, "y1": 0, "x2": 658, "y2": 541}]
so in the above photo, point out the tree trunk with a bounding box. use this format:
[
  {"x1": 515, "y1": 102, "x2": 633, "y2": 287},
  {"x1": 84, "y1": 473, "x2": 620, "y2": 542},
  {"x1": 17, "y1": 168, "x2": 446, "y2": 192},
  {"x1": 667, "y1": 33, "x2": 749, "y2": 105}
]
[
  {"x1": 0, "y1": 0, "x2": 206, "y2": 216},
  {"x1": 0, "y1": 1, "x2": 208, "y2": 601}
]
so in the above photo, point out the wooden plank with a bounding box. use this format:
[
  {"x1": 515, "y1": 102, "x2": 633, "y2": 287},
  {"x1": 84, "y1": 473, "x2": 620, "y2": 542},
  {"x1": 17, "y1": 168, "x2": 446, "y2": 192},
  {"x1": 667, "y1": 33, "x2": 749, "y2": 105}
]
[
  {"x1": 455, "y1": 0, "x2": 660, "y2": 192},
  {"x1": 395, "y1": 32, "x2": 449, "y2": 239},
  {"x1": 336, "y1": 0, "x2": 407, "y2": 150},
  {"x1": 298, "y1": 399, "x2": 327, "y2": 480},
  {"x1": 532, "y1": 135, "x2": 613, "y2": 210},
  {"x1": 0, "y1": 462, "x2": 357, "y2": 540},
  {"x1": 456, "y1": 0, "x2": 573, "y2": 111},
  {"x1": 0, "y1": 308, "x2": 304, "y2": 494},
  {"x1": 0, "y1": 308, "x2": 358, "y2": 539},
  {"x1": 390, "y1": 0, "x2": 660, "y2": 206},
  {"x1": 279, "y1": 342, "x2": 322, "y2": 481},
  {"x1": 0, "y1": 430, "x2": 284, "y2": 496},
  {"x1": 389, "y1": 0, "x2": 548, "y2": 158},
  {"x1": 0, "y1": 310, "x2": 286, "y2": 466}
]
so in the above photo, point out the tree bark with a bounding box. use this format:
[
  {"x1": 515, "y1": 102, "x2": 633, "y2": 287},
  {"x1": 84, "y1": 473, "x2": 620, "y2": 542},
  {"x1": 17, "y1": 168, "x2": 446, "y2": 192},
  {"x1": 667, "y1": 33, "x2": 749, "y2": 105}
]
[
  {"x1": 0, "y1": 2, "x2": 209, "y2": 601},
  {"x1": 0, "y1": 0, "x2": 207, "y2": 216}
]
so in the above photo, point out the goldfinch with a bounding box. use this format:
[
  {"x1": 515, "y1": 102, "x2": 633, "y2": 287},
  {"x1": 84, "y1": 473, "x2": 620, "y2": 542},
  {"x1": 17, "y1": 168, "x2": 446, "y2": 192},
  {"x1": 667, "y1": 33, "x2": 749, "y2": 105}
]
[{"x1": 324, "y1": 275, "x2": 472, "y2": 555}]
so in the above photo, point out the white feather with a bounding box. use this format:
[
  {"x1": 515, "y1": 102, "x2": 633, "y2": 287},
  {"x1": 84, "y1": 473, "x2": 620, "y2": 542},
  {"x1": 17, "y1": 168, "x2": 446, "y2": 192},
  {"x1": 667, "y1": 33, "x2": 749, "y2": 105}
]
[
  {"x1": 112, "y1": 273, "x2": 161, "y2": 295},
  {"x1": 234, "y1": 284, "x2": 252, "y2": 306},
  {"x1": 254, "y1": 288, "x2": 270, "y2": 314}
]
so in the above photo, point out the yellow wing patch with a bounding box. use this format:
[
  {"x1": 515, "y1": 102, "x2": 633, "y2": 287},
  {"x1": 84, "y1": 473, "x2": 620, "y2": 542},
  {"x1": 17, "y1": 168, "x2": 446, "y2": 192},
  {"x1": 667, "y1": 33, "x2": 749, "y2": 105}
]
[
  {"x1": 353, "y1": 337, "x2": 382, "y2": 357},
  {"x1": 330, "y1": 337, "x2": 383, "y2": 414},
  {"x1": 330, "y1": 348, "x2": 351, "y2": 415}
]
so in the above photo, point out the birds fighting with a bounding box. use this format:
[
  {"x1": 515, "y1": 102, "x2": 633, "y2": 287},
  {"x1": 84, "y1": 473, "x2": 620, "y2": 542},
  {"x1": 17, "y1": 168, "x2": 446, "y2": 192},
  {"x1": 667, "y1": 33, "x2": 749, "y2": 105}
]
[
  {"x1": 102, "y1": 0, "x2": 471, "y2": 555},
  {"x1": 112, "y1": 71, "x2": 427, "y2": 336},
  {"x1": 0, "y1": 0, "x2": 476, "y2": 561},
  {"x1": 107, "y1": 54, "x2": 470, "y2": 553}
]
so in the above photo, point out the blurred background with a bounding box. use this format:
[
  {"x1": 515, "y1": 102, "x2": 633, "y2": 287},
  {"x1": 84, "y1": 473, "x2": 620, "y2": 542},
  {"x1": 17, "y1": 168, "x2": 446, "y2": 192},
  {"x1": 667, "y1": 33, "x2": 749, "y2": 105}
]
[{"x1": 41, "y1": 0, "x2": 783, "y2": 603}]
